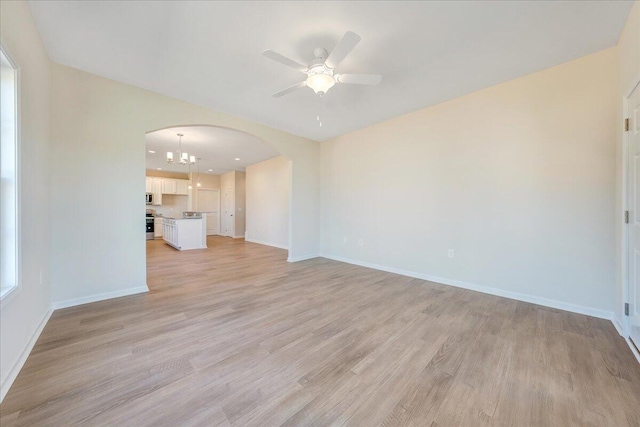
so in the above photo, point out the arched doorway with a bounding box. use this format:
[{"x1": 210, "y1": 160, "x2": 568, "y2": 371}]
[{"x1": 144, "y1": 125, "x2": 292, "y2": 289}]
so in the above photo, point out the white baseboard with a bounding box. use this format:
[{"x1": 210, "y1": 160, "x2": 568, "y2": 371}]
[
  {"x1": 288, "y1": 253, "x2": 320, "y2": 263},
  {"x1": 245, "y1": 238, "x2": 288, "y2": 251},
  {"x1": 320, "y1": 254, "x2": 613, "y2": 320},
  {"x1": 232, "y1": 235, "x2": 245, "y2": 239},
  {"x1": 614, "y1": 314, "x2": 640, "y2": 364},
  {"x1": 1, "y1": 307, "x2": 53, "y2": 403},
  {"x1": 52, "y1": 286, "x2": 149, "y2": 310},
  {"x1": 612, "y1": 314, "x2": 624, "y2": 336},
  {"x1": 625, "y1": 337, "x2": 640, "y2": 364}
]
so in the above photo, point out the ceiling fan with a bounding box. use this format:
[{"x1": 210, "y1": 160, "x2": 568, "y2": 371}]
[{"x1": 262, "y1": 31, "x2": 382, "y2": 98}]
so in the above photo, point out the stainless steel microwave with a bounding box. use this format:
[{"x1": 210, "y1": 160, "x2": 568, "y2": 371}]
[{"x1": 145, "y1": 193, "x2": 153, "y2": 205}]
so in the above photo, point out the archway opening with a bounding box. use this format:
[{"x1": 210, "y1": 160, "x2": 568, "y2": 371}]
[{"x1": 143, "y1": 125, "x2": 292, "y2": 291}]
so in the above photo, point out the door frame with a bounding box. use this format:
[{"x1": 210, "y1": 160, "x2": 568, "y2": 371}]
[
  {"x1": 195, "y1": 188, "x2": 220, "y2": 236},
  {"x1": 622, "y1": 71, "x2": 640, "y2": 363}
]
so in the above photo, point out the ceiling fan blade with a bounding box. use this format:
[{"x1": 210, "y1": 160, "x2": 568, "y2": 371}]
[
  {"x1": 262, "y1": 50, "x2": 307, "y2": 73},
  {"x1": 272, "y1": 81, "x2": 307, "y2": 98},
  {"x1": 336, "y1": 74, "x2": 382, "y2": 85},
  {"x1": 325, "y1": 31, "x2": 361, "y2": 70}
]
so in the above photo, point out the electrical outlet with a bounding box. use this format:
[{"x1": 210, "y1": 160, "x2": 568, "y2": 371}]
[
  {"x1": 358, "y1": 239, "x2": 364, "y2": 246},
  {"x1": 343, "y1": 237, "x2": 347, "y2": 244},
  {"x1": 448, "y1": 249, "x2": 455, "y2": 259}
]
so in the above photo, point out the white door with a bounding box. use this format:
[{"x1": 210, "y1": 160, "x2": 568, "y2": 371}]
[
  {"x1": 628, "y1": 81, "x2": 640, "y2": 349},
  {"x1": 222, "y1": 187, "x2": 235, "y2": 237},
  {"x1": 197, "y1": 188, "x2": 220, "y2": 236},
  {"x1": 152, "y1": 178, "x2": 162, "y2": 205}
]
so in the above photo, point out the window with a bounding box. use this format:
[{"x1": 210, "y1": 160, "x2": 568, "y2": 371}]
[{"x1": 1, "y1": 47, "x2": 18, "y2": 301}]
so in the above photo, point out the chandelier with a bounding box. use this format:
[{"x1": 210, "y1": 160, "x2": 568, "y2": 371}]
[{"x1": 166, "y1": 133, "x2": 195, "y2": 165}]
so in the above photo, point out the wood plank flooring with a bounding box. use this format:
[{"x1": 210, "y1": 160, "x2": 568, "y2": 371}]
[{"x1": 1, "y1": 236, "x2": 639, "y2": 426}]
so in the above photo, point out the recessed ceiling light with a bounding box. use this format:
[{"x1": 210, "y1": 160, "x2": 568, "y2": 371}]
[
  {"x1": 157, "y1": 168, "x2": 162, "y2": 170},
  {"x1": 148, "y1": 150, "x2": 156, "y2": 154},
  {"x1": 207, "y1": 169, "x2": 213, "y2": 172},
  {"x1": 235, "y1": 158, "x2": 240, "y2": 161}
]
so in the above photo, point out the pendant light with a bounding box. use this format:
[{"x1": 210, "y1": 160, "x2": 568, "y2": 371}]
[{"x1": 196, "y1": 158, "x2": 202, "y2": 187}]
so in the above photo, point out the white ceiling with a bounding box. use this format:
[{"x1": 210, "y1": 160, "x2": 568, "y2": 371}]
[
  {"x1": 29, "y1": 1, "x2": 633, "y2": 142},
  {"x1": 145, "y1": 125, "x2": 279, "y2": 175}
]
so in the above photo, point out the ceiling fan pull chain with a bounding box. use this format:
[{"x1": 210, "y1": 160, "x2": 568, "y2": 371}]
[{"x1": 317, "y1": 94, "x2": 324, "y2": 127}]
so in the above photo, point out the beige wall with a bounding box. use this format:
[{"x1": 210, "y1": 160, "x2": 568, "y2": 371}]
[
  {"x1": 146, "y1": 169, "x2": 189, "y2": 180},
  {"x1": 191, "y1": 173, "x2": 220, "y2": 190},
  {"x1": 616, "y1": 2, "x2": 640, "y2": 326},
  {"x1": 50, "y1": 63, "x2": 319, "y2": 304},
  {"x1": 321, "y1": 47, "x2": 618, "y2": 315},
  {"x1": 153, "y1": 195, "x2": 189, "y2": 218},
  {"x1": 0, "y1": 1, "x2": 52, "y2": 401},
  {"x1": 246, "y1": 157, "x2": 291, "y2": 249}
]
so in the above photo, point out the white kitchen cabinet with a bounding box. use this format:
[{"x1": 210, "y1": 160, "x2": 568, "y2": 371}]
[
  {"x1": 154, "y1": 217, "x2": 163, "y2": 238},
  {"x1": 161, "y1": 178, "x2": 189, "y2": 195},
  {"x1": 163, "y1": 218, "x2": 206, "y2": 250},
  {"x1": 163, "y1": 219, "x2": 178, "y2": 248},
  {"x1": 175, "y1": 179, "x2": 189, "y2": 195},
  {"x1": 145, "y1": 177, "x2": 153, "y2": 193},
  {"x1": 162, "y1": 179, "x2": 177, "y2": 194},
  {"x1": 152, "y1": 178, "x2": 162, "y2": 205}
]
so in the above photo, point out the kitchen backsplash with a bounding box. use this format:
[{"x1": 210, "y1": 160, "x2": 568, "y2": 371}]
[{"x1": 153, "y1": 194, "x2": 188, "y2": 217}]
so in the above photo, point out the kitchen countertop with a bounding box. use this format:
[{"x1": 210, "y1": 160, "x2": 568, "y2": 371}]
[{"x1": 162, "y1": 217, "x2": 203, "y2": 220}]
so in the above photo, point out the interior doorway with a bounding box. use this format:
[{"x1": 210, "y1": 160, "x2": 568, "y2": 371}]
[
  {"x1": 143, "y1": 124, "x2": 291, "y2": 293},
  {"x1": 626, "y1": 78, "x2": 640, "y2": 353}
]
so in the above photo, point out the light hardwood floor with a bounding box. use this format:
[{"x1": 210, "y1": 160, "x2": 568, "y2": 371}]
[{"x1": 1, "y1": 236, "x2": 639, "y2": 426}]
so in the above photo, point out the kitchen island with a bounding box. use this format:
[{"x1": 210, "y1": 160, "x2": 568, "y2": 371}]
[{"x1": 163, "y1": 216, "x2": 207, "y2": 250}]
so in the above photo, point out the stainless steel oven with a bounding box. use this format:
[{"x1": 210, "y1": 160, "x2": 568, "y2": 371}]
[{"x1": 146, "y1": 209, "x2": 155, "y2": 240}]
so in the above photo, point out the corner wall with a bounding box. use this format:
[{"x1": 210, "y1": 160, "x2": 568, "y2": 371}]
[
  {"x1": 246, "y1": 156, "x2": 291, "y2": 250},
  {"x1": 0, "y1": 1, "x2": 52, "y2": 401},
  {"x1": 321, "y1": 47, "x2": 618, "y2": 316}
]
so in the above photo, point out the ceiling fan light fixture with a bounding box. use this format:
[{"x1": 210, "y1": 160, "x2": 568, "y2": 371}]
[
  {"x1": 306, "y1": 72, "x2": 335, "y2": 95},
  {"x1": 264, "y1": 31, "x2": 380, "y2": 99}
]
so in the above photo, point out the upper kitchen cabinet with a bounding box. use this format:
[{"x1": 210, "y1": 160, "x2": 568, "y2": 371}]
[
  {"x1": 162, "y1": 179, "x2": 177, "y2": 195},
  {"x1": 161, "y1": 178, "x2": 189, "y2": 195},
  {"x1": 145, "y1": 177, "x2": 153, "y2": 193},
  {"x1": 175, "y1": 180, "x2": 189, "y2": 195}
]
